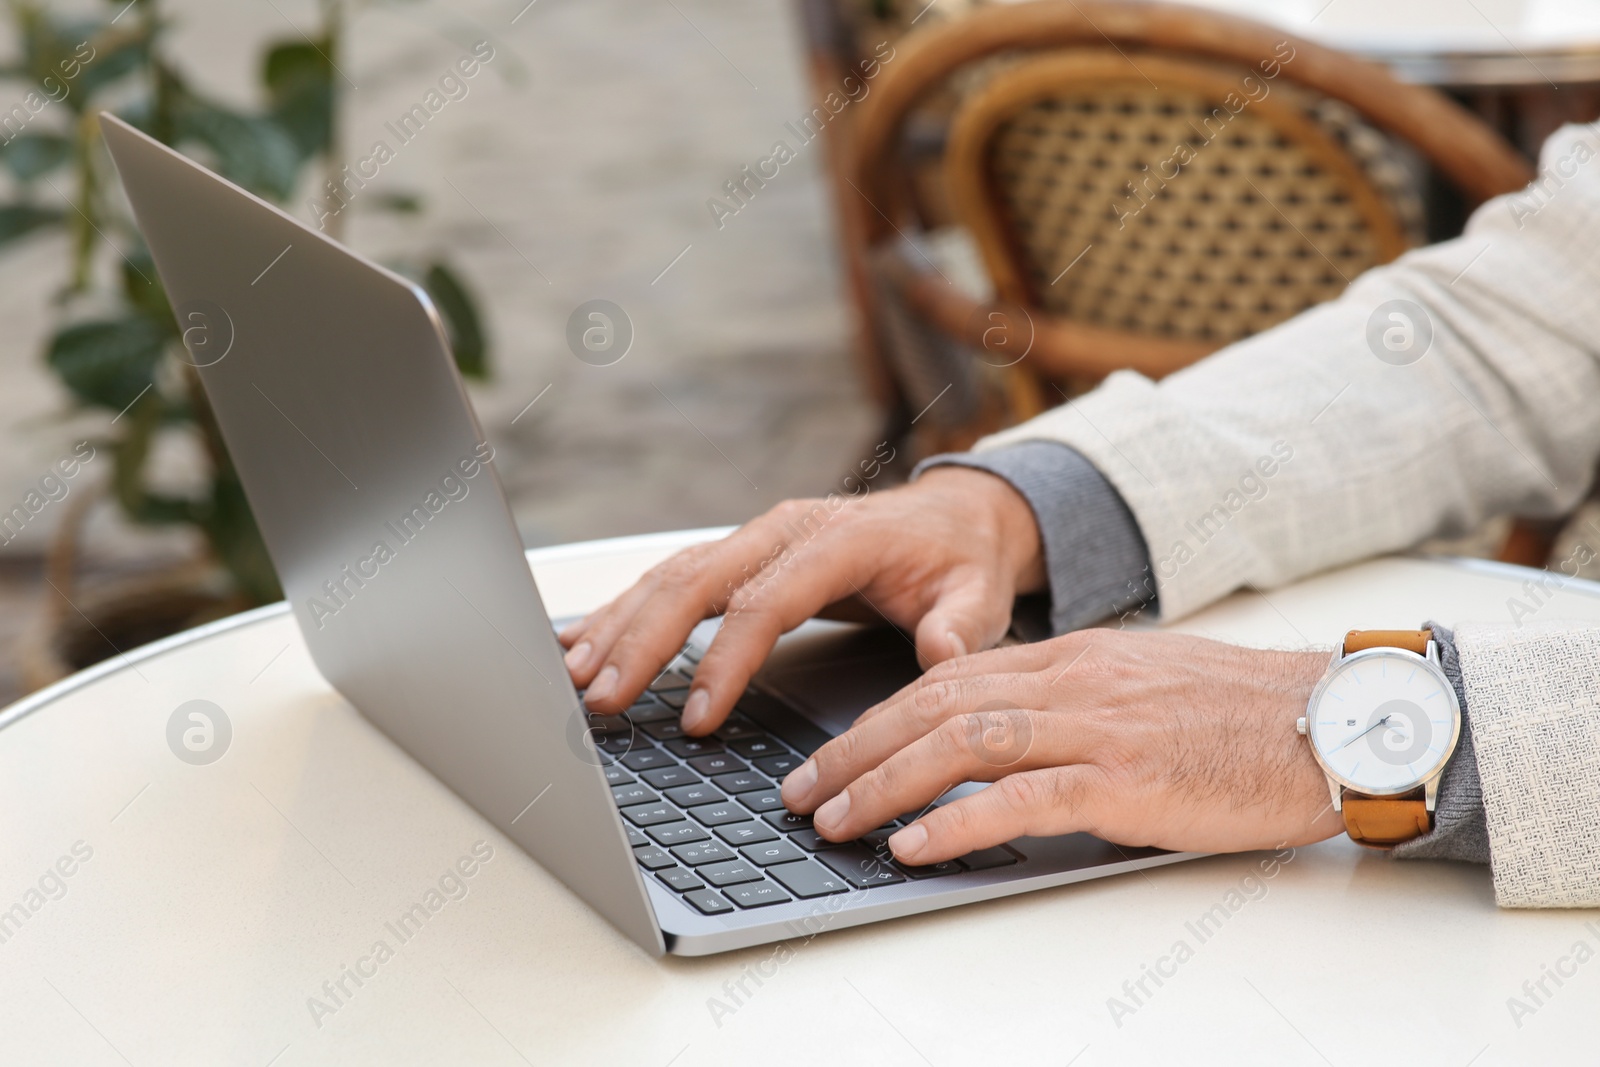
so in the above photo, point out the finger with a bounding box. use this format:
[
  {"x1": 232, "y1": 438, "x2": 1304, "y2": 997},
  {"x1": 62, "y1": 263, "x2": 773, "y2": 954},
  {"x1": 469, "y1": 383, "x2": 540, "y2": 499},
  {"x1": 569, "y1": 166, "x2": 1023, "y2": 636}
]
[
  {"x1": 851, "y1": 637, "x2": 1067, "y2": 730},
  {"x1": 782, "y1": 668, "x2": 1056, "y2": 812},
  {"x1": 813, "y1": 706, "x2": 1097, "y2": 841},
  {"x1": 559, "y1": 578, "x2": 660, "y2": 686},
  {"x1": 682, "y1": 530, "x2": 874, "y2": 734},
  {"x1": 911, "y1": 564, "x2": 1014, "y2": 668},
  {"x1": 577, "y1": 520, "x2": 803, "y2": 712},
  {"x1": 886, "y1": 767, "x2": 1104, "y2": 866}
]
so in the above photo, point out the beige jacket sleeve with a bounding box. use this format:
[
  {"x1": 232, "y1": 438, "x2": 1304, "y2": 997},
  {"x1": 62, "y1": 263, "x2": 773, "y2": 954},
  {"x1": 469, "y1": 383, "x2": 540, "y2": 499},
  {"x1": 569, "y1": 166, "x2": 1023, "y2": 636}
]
[
  {"x1": 973, "y1": 122, "x2": 1600, "y2": 907},
  {"x1": 975, "y1": 122, "x2": 1600, "y2": 620}
]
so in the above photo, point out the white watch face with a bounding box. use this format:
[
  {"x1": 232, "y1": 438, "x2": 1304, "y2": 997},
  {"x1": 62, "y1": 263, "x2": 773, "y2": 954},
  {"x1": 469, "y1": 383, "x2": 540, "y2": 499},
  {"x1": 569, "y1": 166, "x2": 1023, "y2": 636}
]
[{"x1": 1307, "y1": 649, "x2": 1460, "y2": 795}]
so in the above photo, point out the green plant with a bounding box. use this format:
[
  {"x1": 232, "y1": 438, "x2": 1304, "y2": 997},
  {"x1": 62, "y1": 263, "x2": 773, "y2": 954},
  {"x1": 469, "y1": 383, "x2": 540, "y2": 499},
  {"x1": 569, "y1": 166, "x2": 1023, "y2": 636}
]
[{"x1": 0, "y1": 0, "x2": 488, "y2": 605}]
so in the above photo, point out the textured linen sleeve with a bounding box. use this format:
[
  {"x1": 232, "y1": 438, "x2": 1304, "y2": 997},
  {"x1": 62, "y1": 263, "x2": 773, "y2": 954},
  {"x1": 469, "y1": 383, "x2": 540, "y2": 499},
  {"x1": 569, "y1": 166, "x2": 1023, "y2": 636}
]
[
  {"x1": 965, "y1": 122, "x2": 1600, "y2": 622},
  {"x1": 1448, "y1": 620, "x2": 1600, "y2": 907},
  {"x1": 915, "y1": 441, "x2": 1157, "y2": 632}
]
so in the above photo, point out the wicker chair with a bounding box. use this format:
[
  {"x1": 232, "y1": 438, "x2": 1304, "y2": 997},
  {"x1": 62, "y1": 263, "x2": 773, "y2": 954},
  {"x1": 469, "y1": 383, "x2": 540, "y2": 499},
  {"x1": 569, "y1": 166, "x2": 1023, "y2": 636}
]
[
  {"x1": 853, "y1": 0, "x2": 1533, "y2": 402},
  {"x1": 847, "y1": 0, "x2": 1561, "y2": 563}
]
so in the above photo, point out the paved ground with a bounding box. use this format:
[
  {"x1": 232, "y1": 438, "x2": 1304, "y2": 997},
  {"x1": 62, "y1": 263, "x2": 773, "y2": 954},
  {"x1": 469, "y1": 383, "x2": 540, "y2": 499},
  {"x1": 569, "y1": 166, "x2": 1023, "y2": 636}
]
[{"x1": 0, "y1": 0, "x2": 880, "y2": 701}]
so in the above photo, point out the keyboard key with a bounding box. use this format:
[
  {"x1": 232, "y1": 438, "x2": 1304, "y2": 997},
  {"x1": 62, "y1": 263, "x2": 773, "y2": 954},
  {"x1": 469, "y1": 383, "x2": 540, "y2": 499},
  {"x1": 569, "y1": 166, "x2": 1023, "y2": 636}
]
[
  {"x1": 657, "y1": 866, "x2": 705, "y2": 893},
  {"x1": 647, "y1": 822, "x2": 711, "y2": 846},
  {"x1": 688, "y1": 753, "x2": 748, "y2": 776},
  {"x1": 689, "y1": 802, "x2": 750, "y2": 827},
  {"x1": 666, "y1": 737, "x2": 724, "y2": 759},
  {"x1": 641, "y1": 719, "x2": 686, "y2": 741},
  {"x1": 742, "y1": 839, "x2": 806, "y2": 867},
  {"x1": 665, "y1": 783, "x2": 727, "y2": 808},
  {"x1": 611, "y1": 784, "x2": 658, "y2": 807},
  {"x1": 722, "y1": 880, "x2": 793, "y2": 909},
  {"x1": 625, "y1": 826, "x2": 649, "y2": 848},
  {"x1": 603, "y1": 766, "x2": 635, "y2": 787},
  {"x1": 820, "y1": 847, "x2": 907, "y2": 889},
  {"x1": 961, "y1": 846, "x2": 1021, "y2": 870},
  {"x1": 730, "y1": 736, "x2": 788, "y2": 760},
  {"x1": 684, "y1": 888, "x2": 734, "y2": 915},
  {"x1": 634, "y1": 846, "x2": 675, "y2": 870},
  {"x1": 657, "y1": 689, "x2": 690, "y2": 710},
  {"x1": 582, "y1": 713, "x2": 631, "y2": 738},
  {"x1": 671, "y1": 841, "x2": 737, "y2": 867},
  {"x1": 858, "y1": 828, "x2": 897, "y2": 851},
  {"x1": 737, "y1": 788, "x2": 785, "y2": 815},
  {"x1": 641, "y1": 766, "x2": 699, "y2": 790},
  {"x1": 668, "y1": 844, "x2": 736, "y2": 870},
  {"x1": 767, "y1": 860, "x2": 849, "y2": 899},
  {"x1": 711, "y1": 771, "x2": 771, "y2": 794},
  {"x1": 897, "y1": 859, "x2": 963, "y2": 879},
  {"x1": 699, "y1": 860, "x2": 764, "y2": 888},
  {"x1": 620, "y1": 802, "x2": 680, "y2": 827},
  {"x1": 715, "y1": 821, "x2": 779, "y2": 846},
  {"x1": 787, "y1": 828, "x2": 843, "y2": 852},
  {"x1": 764, "y1": 810, "x2": 813, "y2": 833},
  {"x1": 625, "y1": 699, "x2": 677, "y2": 724},
  {"x1": 650, "y1": 670, "x2": 692, "y2": 693},
  {"x1": 713, "y1": 715, "x2": 763, "y2": 741},
  {"x1": 621, "y1": 750, "x2": 674, "y2": 772},
  {"x1": 755, "y1": 753, "x2": 803, "y2": 778},
  {"x1": 596, "y1": 735, "x2": 642, "y2": 756}
]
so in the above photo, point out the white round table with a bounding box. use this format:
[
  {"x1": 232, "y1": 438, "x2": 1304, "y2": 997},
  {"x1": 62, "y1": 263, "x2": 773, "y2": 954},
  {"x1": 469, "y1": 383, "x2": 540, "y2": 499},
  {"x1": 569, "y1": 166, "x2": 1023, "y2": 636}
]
[{"x1": 3, "y1": 531, "x2": 1597, "y2": 1065}]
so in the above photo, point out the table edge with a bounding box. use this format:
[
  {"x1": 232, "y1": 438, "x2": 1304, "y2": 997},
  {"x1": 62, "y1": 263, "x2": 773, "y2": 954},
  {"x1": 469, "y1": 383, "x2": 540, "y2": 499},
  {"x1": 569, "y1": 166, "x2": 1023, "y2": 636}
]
[{"x1": 2, "y1": 545, "x2": 1589, "y2": 733}]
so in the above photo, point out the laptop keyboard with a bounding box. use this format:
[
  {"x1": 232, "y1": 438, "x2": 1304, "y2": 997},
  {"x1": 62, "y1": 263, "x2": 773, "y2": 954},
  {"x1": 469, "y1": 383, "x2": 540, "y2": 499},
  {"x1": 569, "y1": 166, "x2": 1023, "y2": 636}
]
[{"x1": 582, "y1": 656, "x2": 1021, "y2": 917}]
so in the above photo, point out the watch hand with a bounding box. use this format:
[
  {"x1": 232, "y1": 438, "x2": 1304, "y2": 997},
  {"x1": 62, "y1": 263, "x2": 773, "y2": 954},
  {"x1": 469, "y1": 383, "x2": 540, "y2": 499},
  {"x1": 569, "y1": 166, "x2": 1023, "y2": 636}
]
[{"x1": 1330, "y1": 714, "x2": 1390, "y2": 755}]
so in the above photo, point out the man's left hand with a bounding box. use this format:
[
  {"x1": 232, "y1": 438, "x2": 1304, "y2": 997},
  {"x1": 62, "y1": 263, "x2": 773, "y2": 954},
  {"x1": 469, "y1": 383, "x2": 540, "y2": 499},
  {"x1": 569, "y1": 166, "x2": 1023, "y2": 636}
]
[{"x1": 777, "y1": 630, "x2": 1347, "y2": 865}]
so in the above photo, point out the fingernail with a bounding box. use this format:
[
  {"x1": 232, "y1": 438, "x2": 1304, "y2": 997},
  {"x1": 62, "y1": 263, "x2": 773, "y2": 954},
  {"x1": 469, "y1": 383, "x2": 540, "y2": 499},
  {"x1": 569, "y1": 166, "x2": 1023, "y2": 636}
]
[
  {"x1": 681, "y1": 689, "x2": 710, "y2": 732},
  {"x1": 888, "y1": 823, "x2": 927, "y2": 863},
  {"x1": 947, "y1": 631, "x2": 968, "y2": 658},
  {"x1": 584, "y1": 665, "x2": 618, "y2": 705},
  {"x1": 814, "y1": 789, "x2": 850, "y2": 831},
  {"x1": 564, "y1": 641, "x2": 593, "y2": 673},
  {"x1": 781, "y1": 759, "x2": 818, "y2": 806}
]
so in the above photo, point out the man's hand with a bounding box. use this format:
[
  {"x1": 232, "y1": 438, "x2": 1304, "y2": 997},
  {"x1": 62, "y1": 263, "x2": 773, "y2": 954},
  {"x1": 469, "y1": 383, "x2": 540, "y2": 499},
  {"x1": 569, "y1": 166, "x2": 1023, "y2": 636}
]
[
  {"x1": 559, "y1": 467, "x2": 1045, "y2": 732},
  {"x1": 778, "y1": 631, "x2": 1345, "y2": 864}
]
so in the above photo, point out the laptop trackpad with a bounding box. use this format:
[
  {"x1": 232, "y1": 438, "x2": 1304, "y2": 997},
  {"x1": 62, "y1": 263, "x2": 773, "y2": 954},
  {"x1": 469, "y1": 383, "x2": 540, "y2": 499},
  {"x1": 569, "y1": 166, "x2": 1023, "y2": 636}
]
[{"x1": 747, "y1": 619, "x2": 926, "y2": 739}]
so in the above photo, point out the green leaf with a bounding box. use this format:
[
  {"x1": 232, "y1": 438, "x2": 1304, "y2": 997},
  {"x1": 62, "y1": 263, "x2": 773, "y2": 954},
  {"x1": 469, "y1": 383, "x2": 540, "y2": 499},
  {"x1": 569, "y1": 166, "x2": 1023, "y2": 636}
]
[
  {"x1": 111, "y1": 391, "x2": 196, "y2": 526},
  {"x1": 423, "y1": 262, "x2": 489, "y2": 379},
  {"x1": 174, "y1": 96, "x2": 300, "y2": 201},
  {"x1": 199, "y1": 471, "x2": 282, "y2": 605},
  {"x1": 369, "y1": 190, "x2": 423, "y2": 214},
  {"x1": 46, "y1": 315, "x2": 167, "y2": 410},
  {"x1": 0, "y1": 132, "x2": 71, "y2": 181},
  {"x1": 0, "y1": 202, "x2": 64, "y2": 246},
  {"x1": 262, "y1": 40, "x2": 333, "y2": 161}
]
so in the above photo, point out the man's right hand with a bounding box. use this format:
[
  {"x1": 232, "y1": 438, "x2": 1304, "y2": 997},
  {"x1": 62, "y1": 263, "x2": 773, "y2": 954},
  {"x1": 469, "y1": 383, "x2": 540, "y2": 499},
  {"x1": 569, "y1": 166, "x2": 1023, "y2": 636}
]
[{"x1": 558, "y1": 465, "x2": 1047, "y2": 734}]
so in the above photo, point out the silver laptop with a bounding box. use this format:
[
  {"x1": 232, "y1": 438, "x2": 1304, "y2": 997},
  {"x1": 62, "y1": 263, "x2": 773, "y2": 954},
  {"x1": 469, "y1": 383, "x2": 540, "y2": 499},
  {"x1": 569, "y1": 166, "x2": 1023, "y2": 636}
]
[{"x1": 101, "y1": 113, "x2": 1197, "y2": 957}]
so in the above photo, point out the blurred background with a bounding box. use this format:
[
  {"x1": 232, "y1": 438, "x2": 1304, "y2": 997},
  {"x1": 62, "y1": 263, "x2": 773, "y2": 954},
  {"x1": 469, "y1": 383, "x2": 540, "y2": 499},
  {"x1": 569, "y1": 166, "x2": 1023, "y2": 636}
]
[{"x1": 3, "y1": 0, "x2": 1600, "y2": 705}]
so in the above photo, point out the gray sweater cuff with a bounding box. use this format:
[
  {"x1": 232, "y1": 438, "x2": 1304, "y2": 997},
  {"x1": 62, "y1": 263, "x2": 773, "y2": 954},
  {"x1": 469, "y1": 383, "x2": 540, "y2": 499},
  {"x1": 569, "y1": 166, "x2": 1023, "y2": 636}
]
[
  {"x1": 914, "y1": 441, "x2": 1157, "y2": 632},
  {"x1": 1391, "y1": 623, "x2": 1488, "y2": 865}
]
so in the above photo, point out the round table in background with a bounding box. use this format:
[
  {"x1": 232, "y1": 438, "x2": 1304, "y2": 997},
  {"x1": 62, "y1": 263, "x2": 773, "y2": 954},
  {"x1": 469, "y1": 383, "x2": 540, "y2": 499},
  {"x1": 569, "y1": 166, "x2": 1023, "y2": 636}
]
[
  {"x1": 1181, "y1": 0, "x2": 1600, "y2": 153},
  {"x1": 3, "y1": 530, "x2": 1599, "y2": 1065}
]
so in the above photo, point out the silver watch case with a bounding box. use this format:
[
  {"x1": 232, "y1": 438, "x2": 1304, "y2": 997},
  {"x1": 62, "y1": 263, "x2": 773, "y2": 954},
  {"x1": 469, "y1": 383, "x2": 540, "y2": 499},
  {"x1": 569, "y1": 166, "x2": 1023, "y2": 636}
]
[{"x1": 1295, "y1": 641, "x2": 1462, "y2": 813}]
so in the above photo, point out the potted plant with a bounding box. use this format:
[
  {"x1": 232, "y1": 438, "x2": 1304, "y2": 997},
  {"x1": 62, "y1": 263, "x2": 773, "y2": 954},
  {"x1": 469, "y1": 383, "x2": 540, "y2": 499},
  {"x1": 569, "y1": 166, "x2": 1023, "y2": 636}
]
[{"x1": 2, "y1": 0, "x2": 488, "y2": 686}]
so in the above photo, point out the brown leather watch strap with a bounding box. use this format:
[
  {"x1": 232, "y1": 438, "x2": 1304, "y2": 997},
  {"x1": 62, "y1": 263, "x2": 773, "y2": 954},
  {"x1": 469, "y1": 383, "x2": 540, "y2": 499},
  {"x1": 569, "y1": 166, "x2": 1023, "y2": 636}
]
[
  {"x1": 1343, "y1": 628, "x2": 1432, "y2": 655},
  {"x1": 1335, "y1": 629, "x2": 1436, "y2": 848},
  {"x1": 1342, "y1": 790, "x2": 1431, "y2": 848}
]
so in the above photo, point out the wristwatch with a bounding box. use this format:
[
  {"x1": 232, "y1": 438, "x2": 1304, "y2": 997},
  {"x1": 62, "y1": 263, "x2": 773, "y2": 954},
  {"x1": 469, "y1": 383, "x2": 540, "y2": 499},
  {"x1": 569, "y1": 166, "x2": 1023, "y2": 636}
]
[{"x1": 1297, "y1": 629, "x2": 1462, "y2": 849}]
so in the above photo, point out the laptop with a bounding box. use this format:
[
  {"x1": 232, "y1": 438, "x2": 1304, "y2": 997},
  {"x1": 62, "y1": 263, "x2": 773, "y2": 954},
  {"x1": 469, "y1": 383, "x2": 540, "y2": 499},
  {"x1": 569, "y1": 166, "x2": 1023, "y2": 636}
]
[{"x1": 100, "y1": 113, "x2": 1197, "y2": 956}]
